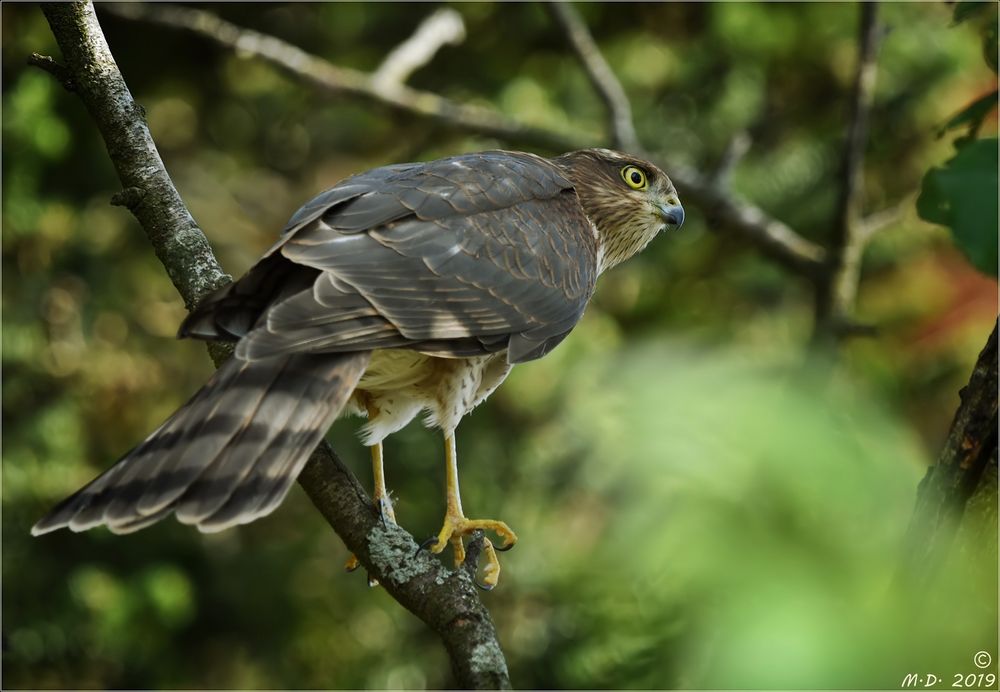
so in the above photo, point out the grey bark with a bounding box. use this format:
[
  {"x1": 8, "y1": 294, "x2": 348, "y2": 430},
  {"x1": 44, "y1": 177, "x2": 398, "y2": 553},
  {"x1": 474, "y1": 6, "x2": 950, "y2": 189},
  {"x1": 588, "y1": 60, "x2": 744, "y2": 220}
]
[{"x1": 901, "y1": 320, "x2": 999, "y2": 592}]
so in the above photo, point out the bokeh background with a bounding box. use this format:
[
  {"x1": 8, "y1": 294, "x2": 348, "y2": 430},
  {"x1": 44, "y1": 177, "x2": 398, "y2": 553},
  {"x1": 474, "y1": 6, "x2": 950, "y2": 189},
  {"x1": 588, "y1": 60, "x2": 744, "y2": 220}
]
[{"x1": 3, "y1": 2, "x2": 997, "y2": 689}]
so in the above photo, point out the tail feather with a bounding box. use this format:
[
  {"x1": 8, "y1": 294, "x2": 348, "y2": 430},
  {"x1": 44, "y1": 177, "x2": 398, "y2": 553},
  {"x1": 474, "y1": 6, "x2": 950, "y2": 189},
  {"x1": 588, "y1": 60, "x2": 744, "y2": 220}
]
[
  {"x1": 196, "y1": 361, "x2": 357, "y2": 532},
  {"x1": 173, "y1": 356, "x2": 348, "y2": 527},
  {"x1": 107, "y1": 506, "x2": 174, "y2": 535},
  {"x1": 31, "y1": 351, "x2": 371, "y2": 536},
  {"x1": 128, "y1": 362, "x2": 296, "y2": 520}
]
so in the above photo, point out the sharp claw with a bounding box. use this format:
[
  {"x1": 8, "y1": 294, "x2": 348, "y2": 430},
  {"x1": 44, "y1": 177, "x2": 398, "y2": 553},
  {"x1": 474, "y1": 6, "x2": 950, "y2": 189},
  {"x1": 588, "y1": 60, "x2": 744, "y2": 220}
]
[
  {"x1": 494, "y1": 541, "x2": 515, "y2": 552},
  {"x1": 377, "y1": 494, "x2": 397, "y2": 525},
  {"x1": 462, "y1": 533, "x2": 501, "y2": 590},
  {"x1": 415, "y1": 535, "x2": 439, "y2": 557},
  {"x1": 345, "y1": 555, "x2": 362, "y2": 573}
]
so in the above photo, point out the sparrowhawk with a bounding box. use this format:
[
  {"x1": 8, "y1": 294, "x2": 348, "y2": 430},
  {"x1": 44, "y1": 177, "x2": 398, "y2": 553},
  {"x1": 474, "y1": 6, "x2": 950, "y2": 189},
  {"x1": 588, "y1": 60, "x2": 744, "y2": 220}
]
[{"x1": 32, "y1": 148, "x2": 684, "y2": 586}]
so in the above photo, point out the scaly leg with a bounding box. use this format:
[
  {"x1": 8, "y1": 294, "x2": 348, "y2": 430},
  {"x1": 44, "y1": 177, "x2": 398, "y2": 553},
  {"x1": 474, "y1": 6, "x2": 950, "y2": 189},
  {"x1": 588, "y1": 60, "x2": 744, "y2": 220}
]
[
  {"x1": 369, "y1": 440, "x2": 396, "y2": 524},
  {"x1": 345, "y1": 441, "x2": 396, "y2": 574},
  {"x1": 427, "y1": 434, "x2": 517, "y2": 589}
]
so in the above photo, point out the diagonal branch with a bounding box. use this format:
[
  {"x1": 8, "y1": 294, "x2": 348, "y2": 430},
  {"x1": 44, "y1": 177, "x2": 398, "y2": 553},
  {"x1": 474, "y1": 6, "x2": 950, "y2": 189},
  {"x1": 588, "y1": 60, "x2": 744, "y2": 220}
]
[
  {"x1": 545, "y1": 1, "x2": 640, "y2": 152},
  {"x1": 371, "y1": 8, "x2": 466, "y2": 91},
  {"x1": 37, "y1": 2, "x2": 509, "y2": 688},
  {"x1": 900, "y1": 320, "x2": 998, "y2": 591},
  {"x1": 101, "y1": 1, "x2": 828, "y2": 279},
  {"x1": 101, "y1": 2, "x2": 581, "y2": 153},
  {"x1": 858, "y1": 197, "x2": 909, "y2": 244},
  {"x1": 709, "y1": 131, "x2": 753, "y2": 190},
  {"x1": 813, "y1": 2, "x2": 882, "y2": 343},
  {"x1": 27, "y1": 52, "x2": 75, "y2": 91},
  {"x1": 663, "y1": 161, "x2": 828, "y2": 276}
]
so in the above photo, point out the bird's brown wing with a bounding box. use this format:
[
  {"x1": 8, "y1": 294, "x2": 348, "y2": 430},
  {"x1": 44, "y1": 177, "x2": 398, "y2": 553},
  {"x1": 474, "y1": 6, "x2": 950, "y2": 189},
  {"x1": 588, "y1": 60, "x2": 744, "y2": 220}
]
[
  {"x1": 33, "y1": 151, "x2": 600, "y2": 536},
  {"x1": 185, "y1": 150, "x2": 600, "y2": 364}
]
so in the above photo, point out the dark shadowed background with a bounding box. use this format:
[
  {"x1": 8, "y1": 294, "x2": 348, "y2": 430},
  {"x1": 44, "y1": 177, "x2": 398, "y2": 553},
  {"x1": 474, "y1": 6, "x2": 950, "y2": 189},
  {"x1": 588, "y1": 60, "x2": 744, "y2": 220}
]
[{"x1": 3, "y1": 2, "x2": 997, "y2": 689}]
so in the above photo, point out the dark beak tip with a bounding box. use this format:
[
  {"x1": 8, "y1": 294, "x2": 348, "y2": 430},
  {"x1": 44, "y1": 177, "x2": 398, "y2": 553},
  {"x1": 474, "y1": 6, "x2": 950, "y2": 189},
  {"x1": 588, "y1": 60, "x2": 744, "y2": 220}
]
[{"x1": 660, "y1": 205, "x2": 685, "y2": 228}]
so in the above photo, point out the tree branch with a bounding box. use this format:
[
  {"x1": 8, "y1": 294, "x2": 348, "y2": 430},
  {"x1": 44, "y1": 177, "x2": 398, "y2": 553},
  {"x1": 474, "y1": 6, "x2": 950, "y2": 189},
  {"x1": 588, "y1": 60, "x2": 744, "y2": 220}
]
[
  {"x1": 27, "y1": 52, "x2": 74, "y2": 91},
  {"x1": 542, "y1": 3, "x2": 828, "y2": 275},
  {"x1": 545, "y1": 1, "x2": 640, "y2": 152},
  {"x1": 709, "y1": 131, "x2": 753, "y2": 190},
  {"x1": 33, "y1": 8, "x2": 230, "y2": 311},
  {"x1": 371, "y1": 8, "x2": 466, "y2": 91},
  {"x1": 813, "y1": 2, "x2": 882, "y2": 343},
  {"x1": 900, "y1": 320, "x2": 998, "y2": 592},
  {"x1": 858, "y1": 197, "x2": 909, "y2": 244},
  {"x1": 101, "y1": 1, "x2": 828, "y2": 279},
  {"x1": 101, "y1": 2, "x2": 580, "y2": 153},
  {"x1": 37, "y1": 2, "x2": 509, "y2": 688},
  {"x1": 665, "y1": 161, "x2": 828, "y2": 276}
]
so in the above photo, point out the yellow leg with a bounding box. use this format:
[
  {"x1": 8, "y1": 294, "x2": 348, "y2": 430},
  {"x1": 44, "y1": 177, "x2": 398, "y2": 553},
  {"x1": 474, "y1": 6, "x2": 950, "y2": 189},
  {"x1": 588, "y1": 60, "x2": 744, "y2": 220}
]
[
  {"x1": 345, "y1": 441, "x2": 395, "y2": 574},
  {"x1": 428, "y1": 434, "x2": 517, "y2": 589},
  {"x1": 370, "y1": 441, "x2": 396, "y2": 524}
]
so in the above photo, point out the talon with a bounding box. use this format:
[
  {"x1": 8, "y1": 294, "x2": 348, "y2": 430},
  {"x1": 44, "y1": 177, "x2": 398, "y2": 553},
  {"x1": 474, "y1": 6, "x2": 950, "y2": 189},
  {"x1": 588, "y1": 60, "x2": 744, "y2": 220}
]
[
  {"x1": 425, "y1": 434, "x2": 518, "y2": 588},
  {"x1": 428, "y1": 514, "x2": 516, "y2": 578},
  {"x1": 416, "y1": 535, "x2": 439, "y2": 556},
  {"x1": 477, "y1": 538, "x2": 501, "y2": 590},
  {"x1": 345, "y1": 554, "x2": 361, "y2": 573},
  {"x1": 376, "y1": 493, "x2": 396, "y2": 527},
  {"x1": 461, "y1": 533, "x2": 499, "y2": 590}
]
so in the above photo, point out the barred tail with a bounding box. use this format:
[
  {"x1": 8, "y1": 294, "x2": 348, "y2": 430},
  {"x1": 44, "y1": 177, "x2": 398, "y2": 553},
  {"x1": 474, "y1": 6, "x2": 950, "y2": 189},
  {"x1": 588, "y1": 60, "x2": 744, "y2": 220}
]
[{"x1": 31, "y1": 351, "x2": 371, "y2": 536}]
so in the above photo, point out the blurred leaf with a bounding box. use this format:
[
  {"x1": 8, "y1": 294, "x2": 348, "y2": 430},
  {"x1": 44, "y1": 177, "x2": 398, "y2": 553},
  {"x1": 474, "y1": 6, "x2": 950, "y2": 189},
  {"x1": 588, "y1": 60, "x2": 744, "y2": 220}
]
[
  {"x1": 553, "y1": 339, "x2": 993, "y2": 689},
  {"x1": 937, "y1": 90, "x2": 998, "y2": 139},
  {"x1": 142, "y1": 565, "x2": 194, "y2": 628},
  {"x1": 985, "y1": 21, "x2": 999, "y2": 73},
  {"x1": 952, "y1": 1, "x2": 999, "y2": 73},
  {"x1": 952, "y1": 1, "x2": 991, "y2": 26},
  {"x1": 916, "y1": 138, "x2": 999, "y2": 276}
]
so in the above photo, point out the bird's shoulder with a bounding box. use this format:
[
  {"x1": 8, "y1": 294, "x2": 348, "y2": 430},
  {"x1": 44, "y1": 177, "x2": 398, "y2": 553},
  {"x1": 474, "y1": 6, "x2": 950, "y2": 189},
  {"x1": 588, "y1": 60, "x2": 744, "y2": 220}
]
[
  {"x1": 192, "y1": 151, "x2": 602, "y2": 364},
  {"x1": 280, "y1": 150, "x2": 578, "y2": 236}
]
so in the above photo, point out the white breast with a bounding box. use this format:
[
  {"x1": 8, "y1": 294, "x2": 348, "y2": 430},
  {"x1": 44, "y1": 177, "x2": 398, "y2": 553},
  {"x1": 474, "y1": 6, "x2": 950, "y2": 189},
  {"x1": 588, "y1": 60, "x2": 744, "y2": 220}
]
[{"x1": 346, "y1": 350, "x2": 512, "y2": 445}]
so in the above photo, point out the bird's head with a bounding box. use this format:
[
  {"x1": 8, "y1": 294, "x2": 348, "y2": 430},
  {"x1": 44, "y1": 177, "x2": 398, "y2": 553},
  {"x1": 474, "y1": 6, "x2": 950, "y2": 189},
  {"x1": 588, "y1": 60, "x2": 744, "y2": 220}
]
[{"x1": 555, "y1": 148, "x2": 684, "y2": 271}]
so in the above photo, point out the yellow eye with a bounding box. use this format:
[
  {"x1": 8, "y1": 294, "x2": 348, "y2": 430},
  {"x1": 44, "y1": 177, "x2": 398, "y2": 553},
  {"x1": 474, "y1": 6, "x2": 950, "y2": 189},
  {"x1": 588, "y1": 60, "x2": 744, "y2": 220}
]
[{"x1": 621, "y1": 165, "x2": 647, "y2": 190}]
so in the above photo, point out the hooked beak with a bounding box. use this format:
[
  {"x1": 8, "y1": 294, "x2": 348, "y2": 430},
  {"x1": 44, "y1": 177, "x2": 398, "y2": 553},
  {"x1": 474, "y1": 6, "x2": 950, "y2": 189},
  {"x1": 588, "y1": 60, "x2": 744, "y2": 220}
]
[{"x1": 657, "y1": 201, "x2": 685, "y2": 229}]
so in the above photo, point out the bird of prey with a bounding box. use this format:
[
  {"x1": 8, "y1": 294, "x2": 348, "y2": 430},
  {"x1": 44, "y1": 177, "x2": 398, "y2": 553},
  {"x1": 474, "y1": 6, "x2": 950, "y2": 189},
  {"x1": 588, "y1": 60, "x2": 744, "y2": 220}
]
[{"x1": 32, "y1": 148, "x2": 684, "y2": 587}]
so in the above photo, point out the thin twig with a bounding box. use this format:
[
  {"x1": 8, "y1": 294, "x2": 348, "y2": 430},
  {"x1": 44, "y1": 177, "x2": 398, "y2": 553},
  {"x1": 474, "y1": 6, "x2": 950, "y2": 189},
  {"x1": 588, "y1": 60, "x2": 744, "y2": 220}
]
[
  {"x1": 540, "y1": 2, "x2": 827, "y2": 274},
  {"x1": 27, "y1": 52, "x2": 74, "y2": 90},
  {"x1": 101, "y1": 2, "x2": 581, "y2": 153},
  {"x1": 709, "y1": 131, "x2": 752, "y2": 190},
  {"x1": 101, "y1": 1, "x2": 828, "y2": 279},
  {"x1": 545, "y1": 1, "x2": 640, "y2": 152},
  {"x1": 813, "y1": 2, "x2": 882, "y2": 343},
  {"x1": 858, "y1": 198, "x2": 909, "y2": 244},
  {"x1": 372, "y1": 8, "x2": 465, "y2": 90},
  {"x1": 666, "y1": 161, "x2": 828, "y2": 276},
  {"x1": 38, "y1": 2, "x2": 509, "y2": 688}
]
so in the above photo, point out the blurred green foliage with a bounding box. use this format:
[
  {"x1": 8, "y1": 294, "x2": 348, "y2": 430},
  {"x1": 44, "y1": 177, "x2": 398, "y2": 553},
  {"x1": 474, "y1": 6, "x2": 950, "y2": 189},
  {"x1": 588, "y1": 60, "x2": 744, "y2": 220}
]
[
  {"x1": 2, "y1": 2, "x2": 997, "y2": 689},
  {"x1": 917, "y1": 2, "x2": 998, "y2": 277},
  {"x1": 917, "y1": 138, "x2": 998, "y2": 276}
]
